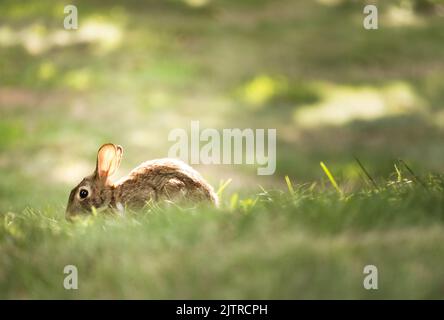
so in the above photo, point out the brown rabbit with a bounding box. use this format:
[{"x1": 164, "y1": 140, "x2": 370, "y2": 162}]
[{"x1": 66, "y1": 143, "x2": 218, "y2": 219}]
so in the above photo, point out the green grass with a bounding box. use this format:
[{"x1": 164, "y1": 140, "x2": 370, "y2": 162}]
[
  {"x1": 1, "y1": 0, "x2": 444, "y2": 299},
  {"x1": 1, "y1": 173, "x2": 444, "y2": 299}
]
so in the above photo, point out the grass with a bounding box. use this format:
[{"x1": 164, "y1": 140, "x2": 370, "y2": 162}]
[
  {"x1": 1, "y1": 0, "x2": 444, "y2": 299},
  {"x1": 1, "y1": 171, "x2": 444, "y2": 299}
]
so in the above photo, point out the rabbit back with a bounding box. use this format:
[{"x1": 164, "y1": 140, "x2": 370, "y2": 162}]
[{"x1": 113, "y1": 158, "x2": 218, "y2": 208}]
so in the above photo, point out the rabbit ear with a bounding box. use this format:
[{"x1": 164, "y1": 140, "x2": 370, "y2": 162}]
[{"x1": 95, "y1": 143, "x2": 123, "y2": 181}]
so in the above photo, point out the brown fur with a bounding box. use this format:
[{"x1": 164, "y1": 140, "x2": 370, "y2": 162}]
[{"x1": 66, "y1": 144, "x2": 218, "y2": 219}]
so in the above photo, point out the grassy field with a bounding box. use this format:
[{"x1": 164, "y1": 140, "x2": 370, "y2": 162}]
[
  {"x1": 1, "y1": 0, "x2": 444, "y2": 299},
  {"x1": 2, "y1": 172, "x2": 444, "y2": 299}
]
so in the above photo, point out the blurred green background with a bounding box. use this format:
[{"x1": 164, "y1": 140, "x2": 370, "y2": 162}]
[{"x1": 1, "y1": 0, "x2": 444, "y2": 212}]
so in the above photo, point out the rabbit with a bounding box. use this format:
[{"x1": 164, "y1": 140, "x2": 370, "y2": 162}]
[{"x1": 66, "y1": 143, "x2": 218, "y2": 219}]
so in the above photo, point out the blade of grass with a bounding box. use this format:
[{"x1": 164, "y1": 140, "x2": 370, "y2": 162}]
[
  {"x1": 229, "y1": 193, "x2": 239, "y2": 210},
  {"x1": 354, "y1": 156, "x2": 379, "y2": 190},
  {"x1": 394, "y1": 163, "x2": 402, "y2": 183},
  {"x1": 285, "y1": 175, "x2": 295, "y2": 194},
  {"x1": 217, "y1": 178, "x2": 232, "y2": 197},
  {"x1": 320, "y1": 161, "x2": 342, "y2": 195},
  {"x1": 398, "y1": 159, "x2": 428, "y2": 190}
]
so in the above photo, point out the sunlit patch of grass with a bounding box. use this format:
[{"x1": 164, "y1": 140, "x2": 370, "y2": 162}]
[
  {"x1": 183, "y1": 0, "x2": 211, "y2": 8},
  {"x1": 37, "y1": 61, "x2": 57, "y2": 81},
  {"x1": 384, "y1": 2, "x2": 426, "y2": 27},
  {"x1": 239, "y1": 75, "x2": 284, "y2": 108},
  {"x1": 0, "y1": 18, "x2": 123, "y2": 55},
  {"x1": 63, "y1": 68, "x2": 93, "y2": 91},
  {"x1": 293, "y1": 81, "x2": 425, "y2": 127},
  {"x1": 237, "y1": 75, "x2": 319, "y2": 110}
]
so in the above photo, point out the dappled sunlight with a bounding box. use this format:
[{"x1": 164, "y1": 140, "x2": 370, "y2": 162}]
[
  {"x1": 0, "y1": 23, "x2": 48, "y2": 55},
  {"x1": 184, "y1": 0, "x2": 210, "y2": 8},
  {"x1": 315, "y1": 0, "x2": 345, "y2": 7},
  {"x1": 136, "y1": 89, "x2": 182, "y2": 111},
  {"x1": 0, "y1": 18, "x2": 122, "y2": 55},
  {"x1": 11, "y1": 147, "x2": 92, "y2": 187},
  {"x1": 293, "y1": 82, "x2": 425, "y2": 128},
  {"x1": 239, "y1": 75, "x2": 285, "y2": 109},
  {"x1": 37, "y1": 62, "x2": 57, "y2": 81},
  {"x1": 384, "y1": 3, "x2": 425, "y2": 27},
  {"x1": 63, "y1": 68, "x2": 93, "y2": 90},
  {"x1": 51, "y1": 161, "x2": 92, "y2": 185},
  {"x1": 128, "y1": 129, "x2": 169, "y2": 149},
  {"x1": 78, "y1": 18, "x2": 122, "y2": 53}
]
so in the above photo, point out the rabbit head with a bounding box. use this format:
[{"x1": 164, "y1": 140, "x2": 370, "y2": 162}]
[{"x1": 66, "y1": 143, "x2": 123, "y2": 219}]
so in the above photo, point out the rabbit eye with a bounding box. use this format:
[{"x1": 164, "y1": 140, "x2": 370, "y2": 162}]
[{"x1": 79, "y1": 189, "x2": 89, "y2": 199}]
